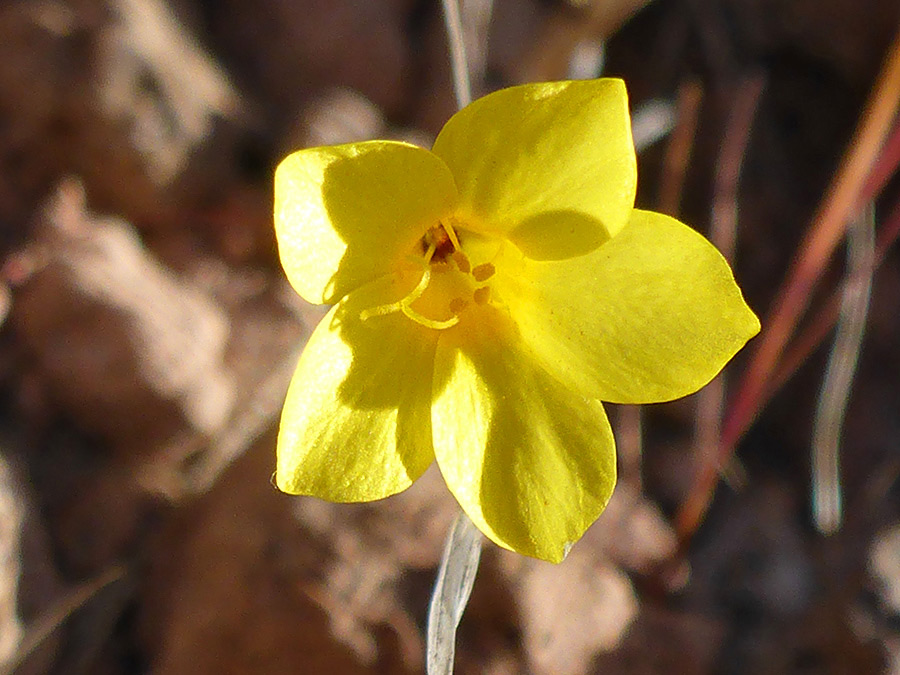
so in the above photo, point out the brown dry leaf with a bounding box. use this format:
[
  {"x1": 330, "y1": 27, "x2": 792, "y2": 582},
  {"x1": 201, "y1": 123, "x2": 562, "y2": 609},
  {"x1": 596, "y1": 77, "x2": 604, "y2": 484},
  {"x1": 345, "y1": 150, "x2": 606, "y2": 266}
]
[
  {"x1": 99, "y1": 0, "x2": 241, "y2": 184},
  {"x1": 8, "y1": 180, "x2": 308, "y2": 575},
  {"x1": 142, "y1": 440, "x2": 457, "y2": 675},
  {"x1": 12, "y1": 181, "x2": 235, "y2": 451}
]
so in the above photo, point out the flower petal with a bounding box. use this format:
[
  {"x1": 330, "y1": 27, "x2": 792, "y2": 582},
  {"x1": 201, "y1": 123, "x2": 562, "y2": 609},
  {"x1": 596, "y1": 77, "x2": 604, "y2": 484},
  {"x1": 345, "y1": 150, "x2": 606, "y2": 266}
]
[
  {"x1": 432, "y1": 79, "x2": 636, "y2": 259},
  {"x1": 274, "y1": 141, "x2": 458, "y2": 304},
  {"x1": 276, "y1": 276, "x2": 437, "y2": 500},
  {"x1": 432, "y1": 308, "x2": 617, "y2": 563},
  {"x1": 498, "y1": 209, "x2": 761, "y2": 403}
]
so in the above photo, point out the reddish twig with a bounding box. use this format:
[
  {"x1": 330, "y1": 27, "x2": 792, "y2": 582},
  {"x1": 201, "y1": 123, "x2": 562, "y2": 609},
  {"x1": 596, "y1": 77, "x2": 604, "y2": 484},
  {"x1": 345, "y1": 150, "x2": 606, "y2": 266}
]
[
  {"x1": 672, "y1": 27, "x2": 900, "y2": 548},
  {"x1": 720, "y1": 27, "x2": 900, "y2": 469},
  {"x1": 771, "y1": 193, "x2": 900, "y2": 393},
  {"x1": 860, "y1": 114, "x2": 900, "y2": 203},
  {"x1": 657, "y1": 80, "x2": 703, "y2": 215}
]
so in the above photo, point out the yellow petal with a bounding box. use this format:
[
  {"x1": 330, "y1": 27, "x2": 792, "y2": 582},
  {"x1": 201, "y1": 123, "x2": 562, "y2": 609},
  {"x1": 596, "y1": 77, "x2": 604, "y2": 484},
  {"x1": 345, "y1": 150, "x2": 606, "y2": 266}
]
[
  {"x1": 432, "y1": 308, "x2": 617, "y2": 563},
  {"x1": 276, "y1": 276, "x2": 437, "y2": 499},
  {"x1": 498, "y1": 209, "x2": 761, "y2": 403},
  {"x1": 432, "y1": 80, "x2": 636, "y2": 259},
  {"x1": 274, "y1": 141, "x2": 458, "y2": 304}
]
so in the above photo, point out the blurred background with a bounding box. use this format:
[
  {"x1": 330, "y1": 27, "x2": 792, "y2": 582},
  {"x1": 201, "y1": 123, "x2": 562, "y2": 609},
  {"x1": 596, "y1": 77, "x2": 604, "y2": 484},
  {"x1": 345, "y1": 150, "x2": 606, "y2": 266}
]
[{"x1": 1, "y1": 0, "x2": 900, "y2": 673}]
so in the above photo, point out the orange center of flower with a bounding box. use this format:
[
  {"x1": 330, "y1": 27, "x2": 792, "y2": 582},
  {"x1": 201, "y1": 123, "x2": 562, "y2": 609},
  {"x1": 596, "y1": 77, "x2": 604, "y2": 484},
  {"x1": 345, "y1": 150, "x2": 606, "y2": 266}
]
[{"x1": 360, "y1": 218, "x2": 498, "y2": 330}]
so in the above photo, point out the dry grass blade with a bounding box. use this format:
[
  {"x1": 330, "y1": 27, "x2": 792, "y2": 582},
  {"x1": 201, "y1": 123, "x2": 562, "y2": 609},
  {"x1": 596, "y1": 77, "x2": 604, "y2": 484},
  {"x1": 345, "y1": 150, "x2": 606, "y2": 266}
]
[
  {"x1": 459, "y1": 0, "x2": 494, "y2": 97},
  {"x1": 657, "y1": 81, "x2": 702, "y2": 216},
  {"x1": 518, "y1": 0, "x2": 655, "y2": 81},
  {"x1": 426, "y1": 513, "x2": 483, "y2": 675},
  {"x1": 2, "y1": 567, "x2": 126, "y2": 675},
  {"x1": 812, "y1": 204, "x2": 876, "y2": 535},
  {"x1": 630, "y1": 100, "x2": 676, "y2": 152}
]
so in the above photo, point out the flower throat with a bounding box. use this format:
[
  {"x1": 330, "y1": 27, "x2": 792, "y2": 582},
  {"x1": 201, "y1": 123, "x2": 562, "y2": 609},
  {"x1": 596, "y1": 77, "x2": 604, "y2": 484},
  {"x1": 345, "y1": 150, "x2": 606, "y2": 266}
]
[{"x1": 360, "y1": 220, "x2": 496, "y2": 330}]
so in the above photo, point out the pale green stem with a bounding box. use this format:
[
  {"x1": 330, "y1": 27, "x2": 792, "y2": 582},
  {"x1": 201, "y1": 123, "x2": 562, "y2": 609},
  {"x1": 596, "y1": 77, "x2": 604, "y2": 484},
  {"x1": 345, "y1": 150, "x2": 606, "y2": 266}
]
[
  {"x1": 426, "y1": 512, "x2": 483, "y2": 674},
  {"x1": 427, "y1": 2, "x2": 483, "y2": 673},
  {"x1": 441, "y1": 0, "x2": 472, "y2": 108},
  {"x1": 812, "y1": 204, "x2": 875, "y2": 534}
]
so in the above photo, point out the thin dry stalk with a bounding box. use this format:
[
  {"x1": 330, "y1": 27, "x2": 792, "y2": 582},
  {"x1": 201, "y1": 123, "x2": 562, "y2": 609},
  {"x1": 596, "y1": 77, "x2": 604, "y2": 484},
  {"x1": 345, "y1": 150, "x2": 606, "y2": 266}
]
[
  {"x1": 616, "y1": 405, "x2": 644, "y2": 488},
  {"x1": 874, "y1": 193, "x2": 900, "y2": 262},
  {"x1": 3, "y1": 568, "x2": 126, "y2": 675},
  {"x1": 860, "y1": 115, "x2": 900, "y2": 203},
  {"x1": 459, "y1": 0, "x2": 494, "y2": 98},
  {"x1": 657, "y1": 80, "x2": 702, "y2": 215},
  {"x1": 518, "y1": 0, "x2": 655, "y2": 82},
  {"x1": 428, "y1": 3, "x2": 489, "y2": 673}
]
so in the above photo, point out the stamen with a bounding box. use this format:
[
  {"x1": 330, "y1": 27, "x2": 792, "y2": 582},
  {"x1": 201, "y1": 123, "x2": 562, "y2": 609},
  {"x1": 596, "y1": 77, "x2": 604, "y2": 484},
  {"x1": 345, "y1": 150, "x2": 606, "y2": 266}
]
[
  {"x1": 471, "y1": 262, "x2": 495, "y2": 282},
  {"x1": 473, "y1": 286, "x2": 491, "y2": 305},
  {"x1": 361, "y1": 264, "x2": 462, "y2": 329},
  {"x1": 442, "y1": 220, "x2": 462, "y2": 250},
  {"x1": 360, "y1": 264, "x2": 433, "y2": 322},
  {"x1": 451, "y1": 250, "x2": 471, "y2": 273},
  {"x1": 360, "y1": 301, "x2": 402, "y2": 321}
]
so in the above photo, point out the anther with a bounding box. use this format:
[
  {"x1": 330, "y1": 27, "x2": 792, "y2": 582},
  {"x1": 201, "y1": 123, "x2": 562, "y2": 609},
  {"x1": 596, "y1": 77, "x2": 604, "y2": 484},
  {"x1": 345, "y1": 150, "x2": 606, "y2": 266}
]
[
  {"x1": 471, "y1": 262, "x2": 495, "y2": 282},
  {"x1": 473, "y1": 286, "x2": 491, "y2": 305},
  {"x1": 451, "y1": 250, "x2": 471, "y2": 273},
  {"x1": 448, "y1": 297, "x2": 468, "y2": 314}
]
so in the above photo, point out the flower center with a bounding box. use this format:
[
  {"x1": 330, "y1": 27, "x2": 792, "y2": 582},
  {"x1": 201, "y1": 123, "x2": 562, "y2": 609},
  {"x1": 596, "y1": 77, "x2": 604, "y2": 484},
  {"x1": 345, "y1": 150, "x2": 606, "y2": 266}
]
[{"x1": 360, "y1": 219, "x2": 498, "y2": 330}]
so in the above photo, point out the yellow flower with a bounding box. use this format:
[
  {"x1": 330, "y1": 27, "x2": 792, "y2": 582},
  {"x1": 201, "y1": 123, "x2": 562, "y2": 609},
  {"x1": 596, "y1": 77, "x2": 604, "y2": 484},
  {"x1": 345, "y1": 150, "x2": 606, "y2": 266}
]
[{"x1": 273, "y1": 79, "x2": 760, "y2": 563}]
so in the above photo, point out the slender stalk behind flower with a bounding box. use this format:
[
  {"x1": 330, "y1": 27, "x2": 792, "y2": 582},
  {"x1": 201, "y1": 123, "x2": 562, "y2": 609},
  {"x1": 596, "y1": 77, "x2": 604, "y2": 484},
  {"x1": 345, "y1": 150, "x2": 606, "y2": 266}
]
[
  {"x1": 428, "y1": 2, "x2": 483, "y2": 673},
  {"x1": 441, "y1": 0, "x2": 472, "y2": 109}
]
